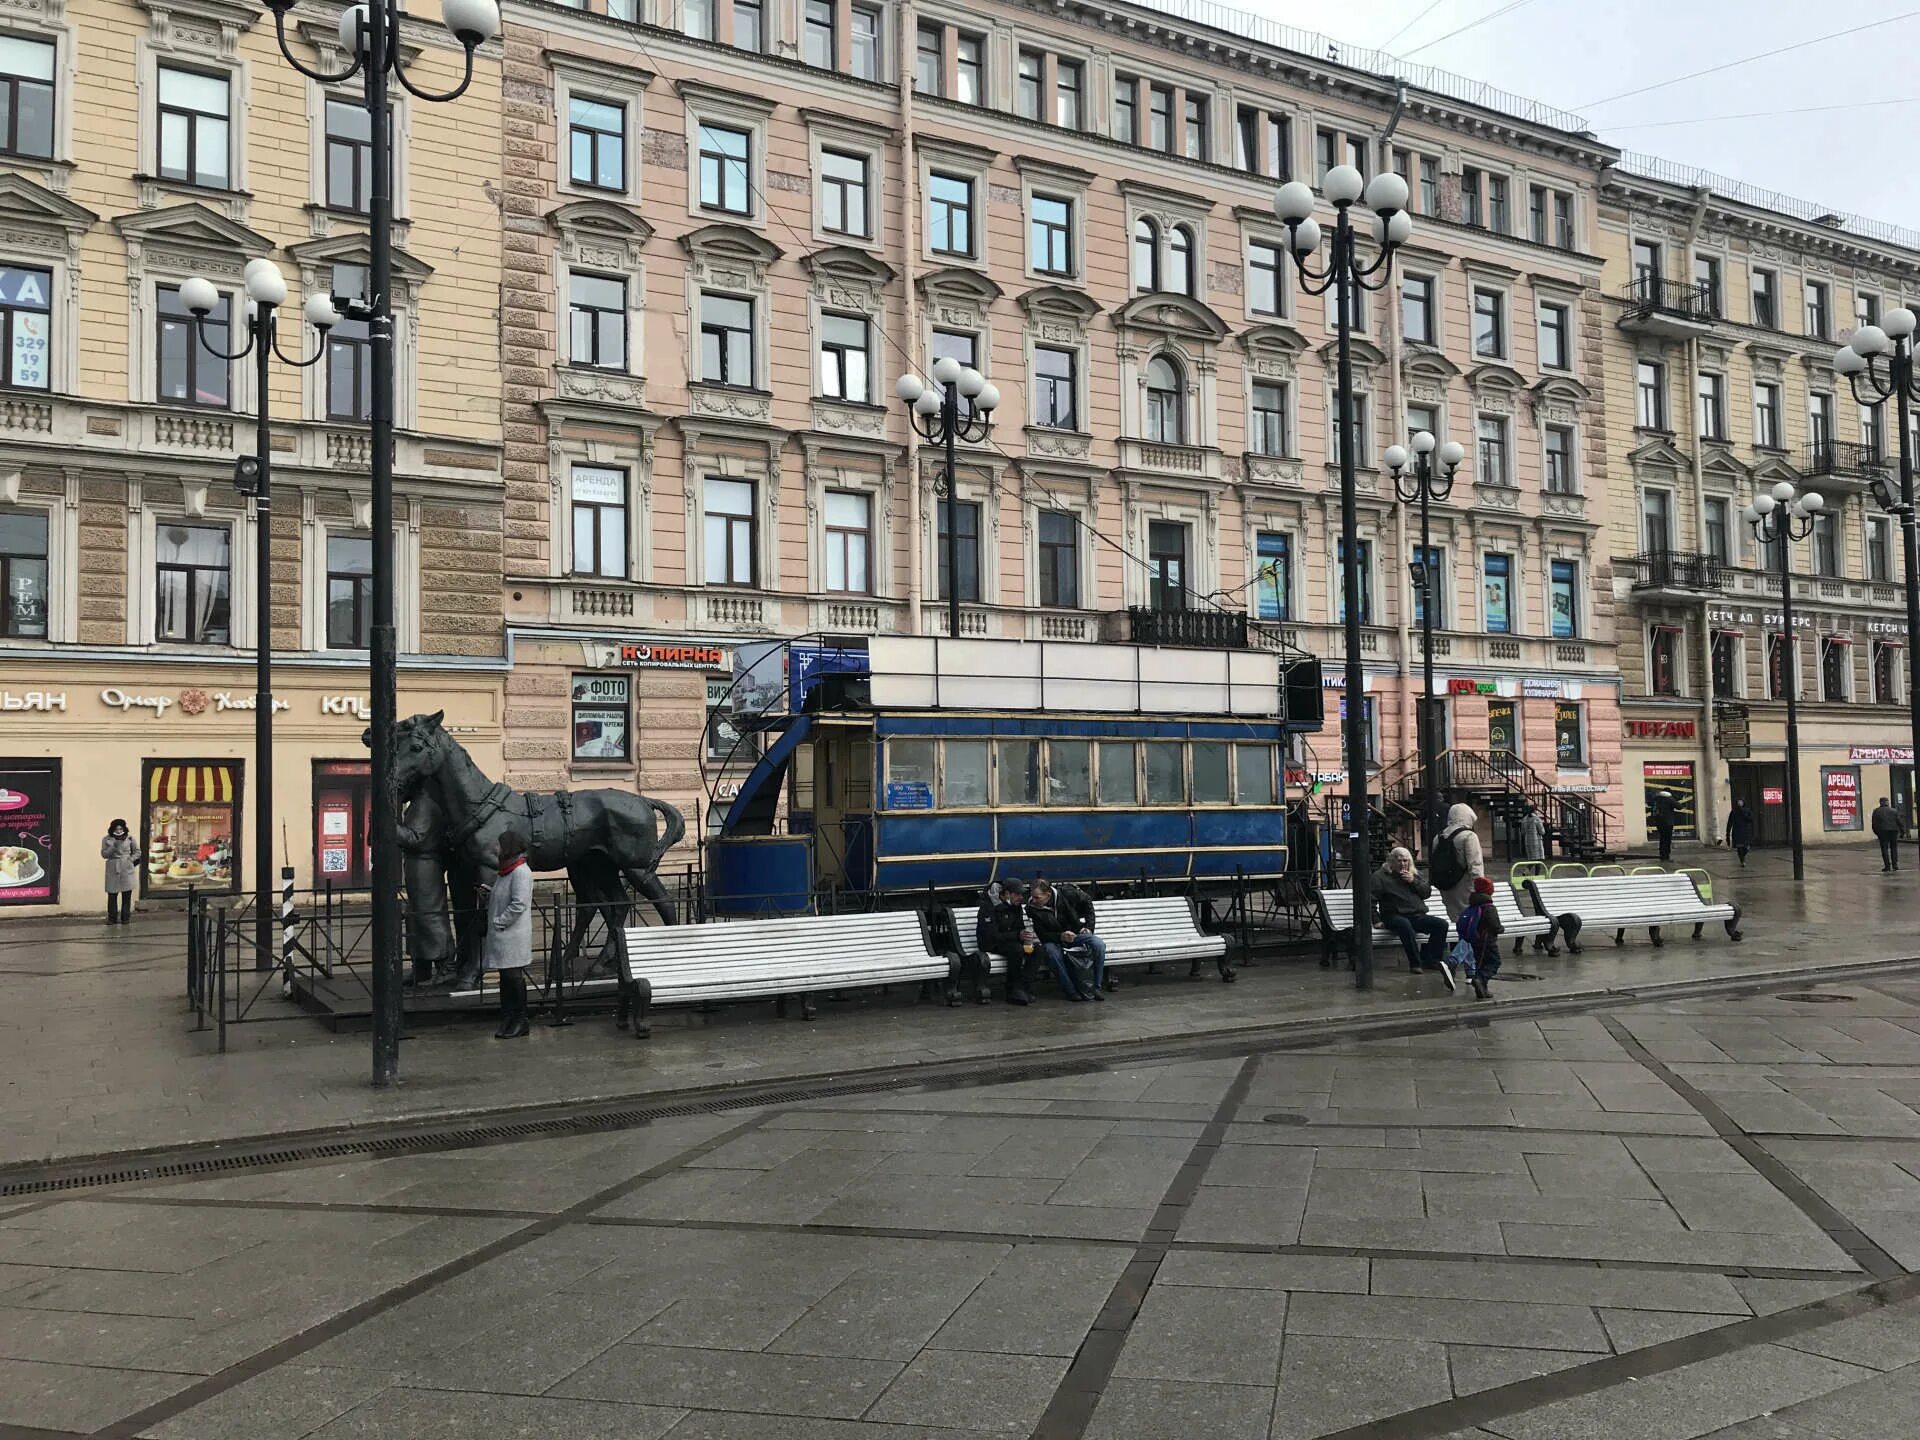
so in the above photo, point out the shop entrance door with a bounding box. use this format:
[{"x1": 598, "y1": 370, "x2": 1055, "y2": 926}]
[
  {"x1": 1729, "y1": 762, "x2": 1790, "y2": 846},
  {"x1": 1895, "y1": 765, "x2": 1915, "y2": 831},
  {"x1": 312, "y1": 761, "x2": 373, "y2": 889}
]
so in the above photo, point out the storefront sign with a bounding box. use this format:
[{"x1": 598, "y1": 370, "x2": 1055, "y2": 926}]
[
  {"x1": 320, "y1": 695, "x2": 371, "y2": 719},
  {"x1": 1553, "y1": 783, "x2": 1607, "y2": 794},
  {"x1": 141, "y1": 761, "x2": 241, "y2": 896},
  {"x1": 1762, "y1": 786, "x2": 1785, "y2": 805},
  {"x1": 1626, "y1": 720, "x2": 1696, "y2": 740},
  {"x1": 886, "y1": 781, "x2": 933, "y2": 810},
  {"x1": 100, "y1": 688, "x2": 173, "y2": 718},
  {"x1": 1643, "y1": 761, "x2": 1698, "y2": 840},
  {"x1": 213, "y1": 692, "x2": 290, "y2": 714},
  {"x1": 1850, "y1": 746, "x2": 1915, "y2": 764},
  {"x1": 1447, "y1": 679, "x2": 1497, "y2": 694},
  {"x1": 1715, "y1": 703, "x2": 1751, "y2": 760},
  {"x1": 1520, "y1": 680, "x2": 1562, "y2": 698},
  {"x1": 615, "y1": 642, "x2": 730, "y2": 669},
  {"x1": 1823, "y1": 766, "x2": 1862, "y2": 831},
  {"x1": 0, "y1": 759, "x2": 60, "y2": 905},
  {"x1": 0, "y1": 690, "x2": 65, "y2": 711}
]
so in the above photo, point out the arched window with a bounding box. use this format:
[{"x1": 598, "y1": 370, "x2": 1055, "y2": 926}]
[
  {"x1": 1132, "y1": 217, "x2": 1160, "y2": 293},
  {"x1": 1167, "y1": 224, "x2": 1195, "y2": 296},
  {"x1": 1145, "y1": 354, "x2": 1183, "y2": 444}
]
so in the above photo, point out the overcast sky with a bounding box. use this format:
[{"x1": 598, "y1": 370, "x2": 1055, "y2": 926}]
[{"x1": 1237, "y1": 0, "x2": 1920, "y2": 234}]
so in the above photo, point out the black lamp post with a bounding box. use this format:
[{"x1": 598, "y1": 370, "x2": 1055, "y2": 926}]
[
  {"x1": 1836, "y1": 313, "x2": 1920, "y2": 857},
  {"x1": 1386, "y1": 429, "x2": 1466, "y2": 840},
  {"x1": 259, "y1": 0, "x2": 497, "y2": 1087},
  {"x1": 1273, "y1": 164, "x2": 1413, "y2": 991},
  {"x1": 893, "y1": 359, "x2": 1001, "y2": 639},
  {"x1": 1744, "y1": 480, "x2": 1825, "y2": 882},
  {"x1": 180, "y1": 263, "x2": 335, "y2": 982}
]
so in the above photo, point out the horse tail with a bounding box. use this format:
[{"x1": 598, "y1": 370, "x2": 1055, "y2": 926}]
[{"x1": 648, "y1": 796, "x2": 686, "y2": 857}]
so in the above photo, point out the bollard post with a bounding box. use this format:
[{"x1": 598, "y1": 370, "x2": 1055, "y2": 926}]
[{"x1": 280, "y1": 866, "x2": 297, "y2": 997}]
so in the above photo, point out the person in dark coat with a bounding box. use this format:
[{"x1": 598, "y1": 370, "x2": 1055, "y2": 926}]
[
  {"x1": 1650, "y1": 789, "x2": 1678, "y2": 862},
  {"x1": 1373, "y1": 846, "x2": 1447, "y2": 975},
  {"x1": 100, "y1": 818, "x2": 138, "y2": 925},
  {"x1": 1725, "y1": 799, "x2": 1755, "y2": 868},
  {"x1": 977, "y1": 877, "x2": 1034, "y2": 1006},
  {"x1": 1028, "y1": 879, "x2": 1105, "y2": 1001},
  {"x1": 1871, "y1": 798, "x2": 1907, "y2": 872}
]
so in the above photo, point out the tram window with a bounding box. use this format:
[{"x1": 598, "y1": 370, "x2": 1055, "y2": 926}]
[
  {"x1": 1236, "y1": 744, "x2": 1277, "y2": 804},
  {"x1": 1192, "y1": 743, "x2": 1231, "y2": 804},
  {"x1": 942, "y1": 740, "x2": 989, "y2": 807},
  {"x1": 888, "y1": 739, "x2": 936, "y2": 803},
  {"x1": 996, "y1": 739, "x2": 1041, "y2": 806},
  {"x1": 1048, "y1": 740, "x2": 1092, "y2": 805},
  {"x1": 1144, "y1": 742, "x2": 1185, "y2": 804},
  {"x1": 1096, "y1": 741, "x2": 1138, "y2": 805}
]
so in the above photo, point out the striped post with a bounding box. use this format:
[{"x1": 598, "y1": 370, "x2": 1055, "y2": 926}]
[{"x1": 280, "y1": 866, "x2": 296, "y2": 997}]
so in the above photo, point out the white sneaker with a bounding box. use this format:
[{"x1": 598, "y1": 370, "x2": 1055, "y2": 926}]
[{"x1": 1439, "y1": 962, "x2": 1457, "y2": 993}]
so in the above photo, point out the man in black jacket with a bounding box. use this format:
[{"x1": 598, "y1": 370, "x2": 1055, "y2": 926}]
[
  {"x1": 1872, "y1": 798, "x2": 1907, "y2": 871},
  {"x1": 1029, "y1": 879, "x2": 1106, "y2": 1000},
  {"x1": 976, "y1": 878, "x2": 1035, "y2": 1006}
]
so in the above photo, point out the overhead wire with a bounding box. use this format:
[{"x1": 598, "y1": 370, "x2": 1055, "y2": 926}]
[
  {"x1": 1603, "y1": 95, "x2": 1920, "y2": 132},
  {"x1": 1400, "y1": 0, "x2": 1540, "y2": 58},
  {"x1": 1576, "y1": 11, "x2": 1920, "y2": 109},
  {"x1": 1379, "y1": 0, "x2": 1454, "y2": 52}
]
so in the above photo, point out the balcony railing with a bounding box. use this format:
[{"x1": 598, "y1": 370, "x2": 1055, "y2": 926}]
[
  {"x1": 1620, "y1": 550, "x2": 1730, "y2": 594},
  {"x1": 1620, "y1": 276, "x2": 1717, "y2": 327},
  {"x1": 1800, "y1": 440, "x2": 1889, "y2": 479},
  {"x1": 1122, "y1": 607, "x2": 1249, "y2": 649}
]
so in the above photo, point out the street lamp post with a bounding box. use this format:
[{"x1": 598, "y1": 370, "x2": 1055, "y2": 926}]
[
  {"x1": 1386, "y1": 430, "x2": 1467, "y2": 841},
  {"x1": 1274, "y1": 165, "x2": 1413, "y2": 991},
  {"x1": 180, "y1": 264, "x2": 337, "y2": 982},
  {"x1": 259, "y1": 0, "x2": 497, "y2": 1087},
  {"x1": 1835, "y1": 313, "x2": 1920, "y2": 858},
  {"x1": 893, "y1": 359, "x2": 1001, "y2": 639},
  {"x1": 1743, "y1": 480, "x2": 1825, "y2": 881}
]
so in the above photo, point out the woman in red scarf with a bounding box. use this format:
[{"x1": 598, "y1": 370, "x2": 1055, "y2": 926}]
[{"x1": 486, "y1": 830, "x2": 534, "y2": 1037}]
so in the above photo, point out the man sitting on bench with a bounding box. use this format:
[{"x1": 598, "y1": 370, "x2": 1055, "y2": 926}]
[
  {"x1": 1374, "y1": 846, "x2": 1449, "y2": 975},
  {"x1": 977, "y1": 877, "x2": 1036, "y2": 1006},
  {"x1": 1029, "y1": 879, "x2": 1106, "y2": 1001}
]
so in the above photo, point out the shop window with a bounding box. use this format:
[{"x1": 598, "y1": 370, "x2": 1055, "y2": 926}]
[
  {"x1": 142, "y1": 760, "x2": 240, "y2": 896},
  {"x1": 155, "y1": 523, "x2": 231, "y2": 644},
  {"x1": 1336, "y1": 695, "x2": 1379, "y2": 766},
  {"x1": 1046, "y1": 738, "x2": 1091, "y2": 805},
  {"x1": 1236, "y1": 743, "x2": 1277, "y2": 804},
  {"x1": 1191, "y1": 742, "x2": 1230, "y2": 803},
  {"x1": 1144, "y1": 741, "x2": 1185, "y2": 804},
  {"x1": 1549, "y1": 559, "x2": 1579, "y2": 638},
  {"x1": 1553, "y1": 701, "x2": 1585, "y2": 767},
  {"x1": 325, "y1": 534, "x2": 372, "y2": 649},
  {"x1": 1483, "y1": 553, "x2": 1512, "y2": 634},
  {"x1": 705, "y1": 675, "x2": 757, "y2": 764},
  {"x1": 1412, "y1": 545, "x2": 1444, "y2": 628},
  {"x1": 1096, "y1": 740, "x2": 1137, "y2": 805},
  {"x1": 0, "y1": 263, "x2": 52, "y2": 392},
  {"x1": 0, "y1": 510, "x2": 48, "y2": 637},
  {"x1": 941, "y1": 738, "x2": 988, "y2": 806},
  {"x1": 1873, "y1": 640, "x2": 1903, "y2": 704},
  {"x1": 1649, "y1": 625, "x2": 1681, "y2": 696},
  {"x1": 1768, "y1": 633, "x2": 1788, "y2": 700},
  {"x1": 1255, "y1": 531, "x2": 1290, "y2": 622},
  {"x1": 1487, "y1": 699, "x2": 1517, "y2": 760},
  {"x1": 1822, "y1": 636, "x2": 1851, "y2": 701},
  {"x1": 1711, "y1": 630, "x2": 1740, "y2": 697},
  {"x1": 571, "y1": 673, "x2": 630, "y2": 760}
]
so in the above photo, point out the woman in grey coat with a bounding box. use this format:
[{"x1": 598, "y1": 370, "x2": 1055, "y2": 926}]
[
  {"x1": 1435, "y1": 801, "x2": 1486, "y2": 921},
  {"x1": 485, "y1": 829, "x2": 534, "y2": 1038},
  {"x1": 100, "y1": 818, "x2": 138, "y2": 926}
]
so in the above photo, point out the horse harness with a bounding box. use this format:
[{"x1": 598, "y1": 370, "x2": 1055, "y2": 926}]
[{"x1": 445, "y1": 781, "x2": 579, "y2": 862}]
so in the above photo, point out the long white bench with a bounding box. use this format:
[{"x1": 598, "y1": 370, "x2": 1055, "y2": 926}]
[
  {"x1": 618, "y1": 910, "x2": 953, "y2": 1037},
  {"x1": 1315, "y1": 884, "x2": 1554, "y2": 968},
  {"x1": 961, "y1": 895, "x2": 1232, "y2": 993},
  {"x1": 1521, "y1": 873, "x2": 1741, "y2": 953}
]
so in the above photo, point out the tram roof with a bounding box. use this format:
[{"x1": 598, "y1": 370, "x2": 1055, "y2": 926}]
[{"x1": 869, "y1": 637, "x2": 1281, "y2": 719}]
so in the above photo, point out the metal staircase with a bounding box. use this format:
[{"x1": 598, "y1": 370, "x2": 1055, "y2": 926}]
[{"x1": 1380, "y1": 749, "x2": 1613, "y2": 861}]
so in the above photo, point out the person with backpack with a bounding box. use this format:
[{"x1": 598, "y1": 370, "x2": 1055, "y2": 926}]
[
  {"x1": 1448, "y1": 875, "x2": 1505, "y2": 1000},
  {"x1": 1431, "y1": 801, "x2": 1484, "y2": 922}
]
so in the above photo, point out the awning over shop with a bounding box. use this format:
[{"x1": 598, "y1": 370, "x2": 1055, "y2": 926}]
[{"x1": 149, "y1": 764, "x2": 236, "y2": 804}]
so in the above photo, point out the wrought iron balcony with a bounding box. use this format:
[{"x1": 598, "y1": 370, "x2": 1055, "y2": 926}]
[
  {"x1": 1120, "y1": 606, "x2": 1250, "y2": 649},
  {"x1": 1618, "y1": 276, "x2": 1717, "y2": 337},
  {"x1": 1620, "y1": 550, "x2": 1730, "y2": 596},
  {"x1": 1799, "y1": 440, "x2": 1889, "y2": 488}
]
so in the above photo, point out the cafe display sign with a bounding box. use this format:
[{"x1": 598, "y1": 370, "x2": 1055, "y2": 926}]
[{"x1": 0, "y1": 758, "x2": 60, "y2": 905}]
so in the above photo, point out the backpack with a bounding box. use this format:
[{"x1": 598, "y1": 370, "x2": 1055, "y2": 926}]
[
  {"x1": 1429, "y1": 830, "x2": 1469, "y2": 889},
  {"x1": 1449, "y1": 902, "x2": 1484, "y2": 977}
]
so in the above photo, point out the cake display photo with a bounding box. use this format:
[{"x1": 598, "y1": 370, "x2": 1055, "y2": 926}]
[{"x1": 143, "y1": 763, "x2": 240, "y2": 894}]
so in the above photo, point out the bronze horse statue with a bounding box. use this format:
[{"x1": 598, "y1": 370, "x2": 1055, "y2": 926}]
[{"x1": 383, "y1": 712, "x2": 683, "y2": 1018}]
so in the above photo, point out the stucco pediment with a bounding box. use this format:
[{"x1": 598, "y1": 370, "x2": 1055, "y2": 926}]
[
  {"x1": 1628, "y1": 437, "x2": 1690, "y2": 472},
  {"x1": 547, "y1": 200, "x2": 654, "y2": 246},
  {"x1": 287, "y1": 233, "x2": 433, "y2": 284},
  {"x1": 0, "y1": 173, "x2": 95, "y2": 234},
  {"x1": 1019, "y1": 284, "x2": 1101, "y2": 324},
  {"x1": 114, "y1": 200, "x2": 268, "y2": 257},
  {"x1": 679, "y1": 223, "x2": 782, "y2": 266},
  {"x1": 1752, "y1": 453, "x2": 1800, "y2": 484},
  {"x1": 803, "y1": 246, "x2": 895, "y2": 287},
  {"x1": 916, "y1": 266, "x2": 1003, "y2": 306},
  {"x1": 1315, "y1": 334, "x2": 1388, "y2": 368},
  {"x1": 1530, "y1": 374, "x2": 1591, "y2": 407},
  {"x1": 1401, "y1": 346, "x2": 1459, "y2": 380},
  {"x1": 1113, "y1": 292, "x2": 1229, "y2": 339},
  {"x1": 1237, "y1": 322, "x2": 1307, "y2": 357},
  {"x1": 1468, "y1": 361, "x2": 1528, "y2": 394},
  {"x1": 1701, "y1": 446, "x2": 1751, "y2": 484}
]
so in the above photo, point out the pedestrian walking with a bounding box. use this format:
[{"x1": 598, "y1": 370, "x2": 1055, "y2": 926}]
[
  {"x1": 1518, "y1": 805, "x2": 1547, "y2": 862},
  {"x1": 1871, "y1": 797, "x2": 1907, "y2": 872},
  {"x1": 1650, "y1": 789, "x2": 1678, "y2": 863},
  {"x1": 1448, "y1": 875, "x2": 1505, "y2": 1001},
  {"x1": 1431, "y1": 802, "x2": 1485, "y2": 922},
  {"x1": 100, "y1": 818, "x2": 138, "y2": 926},
  {"x1": 1725, "y1": 799, "x2": 1755, "y2": 868},
  {"x1": 485, "y1": 829, "x2": 534, "y2": 1039},
  {"x1": 1373, "y1": 846, "x2": 1448, "y2": 975}
]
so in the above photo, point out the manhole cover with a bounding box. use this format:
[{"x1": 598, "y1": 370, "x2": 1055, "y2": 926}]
[
  {"x1": 1777, "y1": 992, "x2": 1855, "y2": 1004},
  {"x1": 1262, "y1": 1112, "x2": 1310, "y2": 1126}
]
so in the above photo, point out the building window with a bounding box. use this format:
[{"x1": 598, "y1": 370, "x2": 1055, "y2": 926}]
[
  {"x1": 1812, "y1": 511, "x2": 1840, "y2": 577},
  {"x1": 156, "y1": 284, "x2": 230, "y2": 408},
  {"x1": 1183, "y1": 93, "x2": 1208, "y2": 159},
  {"x1": 1636, "y1": 360, "x2": 1667, "y2": 430},
  {"x1": 326, "y1": 265, "x2": 371, "y2": 421},
  {"x1": 1167, "y1": 224, "x2": 1195, "y2": 297},
  {"x1": 1248, "y1": 239, "x2": 1283, "y2": 316},
  {"x1": 931, "y1": 328, "x2": 976, "y2": 416},
  {"x1": 1862, "y1": 403, "x2": 1886, "y2": 462},
  {"x1": 0, "y1": 264, "x2": 51, "y2": 391},
  {"x1": 732, "y1": 0, "x2": 763, "y2": 51},
  {"x1": 697, "y1": 122, "x2": 751, "y2": 213},
  {"x1": 1528, "y1": 184, "x2": 1547, "y2": 245},
  {"x1": 1460, "y1": 166, "x2": 1483, "y2": 227},
  {"x1": 1483, "y1": 553, "x2": 1512, "y2": 633},
  {"x1": 1475, "y1": 414, "x2": 1509, "y2": 487},
  {"x1": 1315, "y1": 127, "x2": 1337, "y2": 185},
  {"x1": 818, "y1": 312, "x2": 869, "y2": 403},
  {"x1": 1809, "y1": 391, "x2": 1834, "y2": 452},
  {"x1": 1640, "y1": 487, "x2": 1674, "y2": 554},
  {"x1": 1144, "y1": 355, "x2": 1183, "y2": 444},
  {"x1": 568, "y1": 96, "x2": 625, "y2": 192},
  {"x1": 1147, "y1": 83, "x2": 1173, "y2": 152},
  {"x1": 1405, "y1": 404, "x2": 1437, "y2": 445},
  {"x1": 1712, "y1": 630, "x2": 1740, "y2": 696},
  {"x1": 1805, "y1": 279, "x2": 1830, "y2": 338},
  {"x1": 1821, "y1": 637, "x2": 1850, "y2": 701},
  {"x1": 1401, "y1": 274, "x2": 1434, "y2": 344},
  {"x1": 1486, "y1": 174, "x2": 1509, "y2": 232},
  {"x1": 1530, "y1": 185, "x2": 1572, "y2": 247},
  {"x1": 1544, "y1": 425, "x2": 1576, "y2": 495},
  {"x1": 1874, "y1": 640, "x2": 1902, "y2": 704},
  {"x1": 1694, "y1": 254, "x2": 1722, "y2": 315},
  {"x1": 936, "y1": 498, "x2": 979, "y2": 602},
  {"x1": 1705, "y1": 496, "x2": 1731, "y2": 565},
  {"x1": 1472, "y1": 287, "x2": 1505, "y2": 359},
  {"x1": 1112, "y1": 74, "x2": 1137, "y2": 144},
  {"x1": 1649, "y1": 625, "x2": 1681, "y2": 696},
  {"x1": 1132, "y1": 217, "x2": 1159, "y2": 292},
  {"x1": 1549, "y1": 558, "x2": 1578, "y2": 637},
  {"x1": 570, "y1": 466, "x2": 626, "y2": 579},
  {"x1": 325, "y1": 535, "x2": 372, "y2": 649},
  {"x1": 1039, "y1": 510, "x2": 1079, "y2": 608},
  {"x1": 0, "y1": 511, "x2": 47, "y2": 637},
  {"x1": 1752, "y1": 268, "x2": 1778, "y2": 327},
  {"x1": 1857, "y1": 290, "x2": 1880, "y2": 332},
  {"x1": 1337, "y1": 537, "x2": 1371, "y2": 625},
  {"x1": 1697, "y1": 371, "x2": 1725, "y2": 440},
  {"x1": 850, "y1": 4, "x2": 881, "y2": 80},
  {"x1": 1030, "y1": 194, "x2": 1073, "y2": 276},
  {"x1": 704, "y1": 476, "x2": 756, "y2": 586},
  {"x1": 1331, "y1": 389, "x2": 1369, "y2": 468},
  {"x1": 323, "y1": 99, "x2": 380, "y2": 212},
  {"x1": 1053, "y1": 58, "x2": 1082, "y2": 128},
  {"x1": 1015, "y1": 49, "x2": 1041, "y2": 120},
  {"x1": 1148, "y1": 520, "x2": 1187, "y2": 611},
  {"x1": 683, "y1": 0, "x2": 713, "y2": 38},
  {"x1": 0, "y1": 35, "x2": 54, "y2": 161},
  {"x1": 1554, "y1": 701, "x2": 1585, "y2": 766},
  {"x1": 824, "y1": 490, "x2": 871, "y2": 593},
  {"x1": 1631, "y1": 238, "x2": 1662, "y2": 290},
  {"x1": 698, "y1": 293, "x2": 754, "y2": 387},
  {"x1": 1868, "y1": 514, "x2": 1895, "y2": 582},
  {"x1": 1250, "y1": 381, "x2": 1289, "y2": 457},
  {"x1": 568, "y1": 273, "x2": 626, "y2": 371},
  {"x1": 1034, "y1": 345, "x2": 1076, "y2": 429},
  {"x1": 154, "y1": 524, "x2": 230, "y2": 645},
  {"x1": 914, "y1": 23, "x2": 941, "y2": 94},
  {"x1": 571, "y1": 674, "x2": 630, "y2": 761},
  {"x1": 954, "y1": 32, "x2": 983, "y2": 105},
  {"x1": 157, "y1": 65, "x2": 230, "y2": 189},
  {"x1": 803, "y1": 0, "x2": 836, "y2": 69},
  {"x1": 928, "y1": 172, "x2": 973, "y2": 256},
  {"x1": 1412, "y1": 545, "x2": 1444, "y2": 628},
  {"x1": 1537, "y1": 301, "x2": 1569, "y2": 370},
  {"x1": 1753, "y1": 381, "x2": 1782, "y2": 449},
  {"x1": 820, "y1": 148, "x2": 868, "y2": 237},
  {"x1": 1254, "y1": 531, "x2": 1290, "y2": 620}
]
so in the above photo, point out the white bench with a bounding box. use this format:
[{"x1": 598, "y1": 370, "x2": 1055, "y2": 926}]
[
  {"x1": 1521, "y1": 873, "x2": 1742, "y2": 953},
  {"x1": 618, "y1": 910, "x2": 953, "y2": 1037},
  {"x1": 961, "y1": 895, "x2": 1232, "y2": 993},
  {"x1": 1315, "y1": 884, "x2": 1553, "y2": 967}
]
